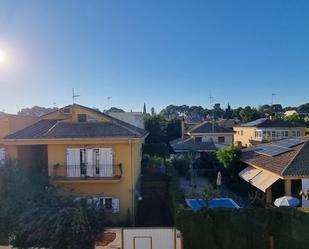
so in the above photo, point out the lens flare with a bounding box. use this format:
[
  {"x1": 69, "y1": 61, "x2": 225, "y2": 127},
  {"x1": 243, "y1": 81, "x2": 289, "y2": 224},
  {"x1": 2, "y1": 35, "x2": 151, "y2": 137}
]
[{"x1": 0, "y1": 49, "x2": 6, "y2": 63}]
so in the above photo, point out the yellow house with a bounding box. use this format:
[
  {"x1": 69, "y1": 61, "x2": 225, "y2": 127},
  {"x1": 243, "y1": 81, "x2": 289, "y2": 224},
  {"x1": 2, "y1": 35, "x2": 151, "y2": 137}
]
[
  {"x1": 234, "y1": 116, "x2": 306, "y2": 148},
  {"x1": 2, "y1": 104, "x2": 148, "y2": 223}
]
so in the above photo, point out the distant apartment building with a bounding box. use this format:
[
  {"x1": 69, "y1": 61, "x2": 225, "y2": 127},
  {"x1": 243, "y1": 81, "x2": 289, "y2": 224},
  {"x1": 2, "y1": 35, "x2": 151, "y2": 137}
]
[
  {"x1": 234, "y1": 115, "x2": 306, "y2": 148},
  {"x1": 109, "y1": 112, "x2": 144, "y2": 129}
]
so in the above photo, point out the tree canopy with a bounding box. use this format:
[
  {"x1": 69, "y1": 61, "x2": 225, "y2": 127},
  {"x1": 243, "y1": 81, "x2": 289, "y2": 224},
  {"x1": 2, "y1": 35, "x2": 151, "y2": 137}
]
[
  {"x1": 216, "y1": 145, "x2": 242, "y2": 174},
  {"x1": 104, "y1": 107, "x2": 125, "y2": 113},
  {"x1": 18, "y1": 106, "x2": 58, "y2": 116},
  {"x1": 0, "y1": 161, "x2": 105, "y2": 249}
]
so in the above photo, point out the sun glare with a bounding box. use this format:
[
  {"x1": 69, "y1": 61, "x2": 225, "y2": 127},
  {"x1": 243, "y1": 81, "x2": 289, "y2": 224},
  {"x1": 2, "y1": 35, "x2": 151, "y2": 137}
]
[{"x1": 0, "y1": 49, "x2": 6, "y2": 64}]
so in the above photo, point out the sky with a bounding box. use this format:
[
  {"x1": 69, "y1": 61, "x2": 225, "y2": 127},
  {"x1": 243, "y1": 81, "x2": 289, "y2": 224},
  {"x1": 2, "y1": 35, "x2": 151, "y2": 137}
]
[{"x1": 0, "y1": 0, "x2": 308, "y2": 114}]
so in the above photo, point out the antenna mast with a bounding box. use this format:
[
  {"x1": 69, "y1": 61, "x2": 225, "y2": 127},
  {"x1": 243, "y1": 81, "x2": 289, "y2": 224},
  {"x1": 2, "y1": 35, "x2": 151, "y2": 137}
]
[
  {"x1": 107, "y1": 96, "x2": 111, "y2": 109},
  {"x1": 72, "y1": 88, "x2": 80, "y2": 104},
  {"x1": 271, "y1": 93, "x2": 277, "y2": 106},
  {"x1": 209, "y1": 93, "x2": 215, "y2": 133}
]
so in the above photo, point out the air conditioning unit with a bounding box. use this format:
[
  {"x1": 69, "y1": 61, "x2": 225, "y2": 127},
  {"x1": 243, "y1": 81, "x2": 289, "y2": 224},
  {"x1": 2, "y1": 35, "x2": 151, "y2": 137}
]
[{"x1": 63, "y1": 107, "x2": 72, "y2": 114}]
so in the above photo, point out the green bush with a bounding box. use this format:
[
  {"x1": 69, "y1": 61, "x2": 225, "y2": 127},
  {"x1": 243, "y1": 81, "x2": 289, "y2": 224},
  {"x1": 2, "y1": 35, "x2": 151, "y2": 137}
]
[
  {"x1": 176, "y1": 208, "x2": 309, "y2": 249},
  {"x1": 142, "y1": 154, "x2": 164, "y2": 170},
  {"x1": 0, "y1": 161, "x2": 106, "y2": 249},
  {"x1": 216, "y1": 145, "x2": 241, "y2": 174}
]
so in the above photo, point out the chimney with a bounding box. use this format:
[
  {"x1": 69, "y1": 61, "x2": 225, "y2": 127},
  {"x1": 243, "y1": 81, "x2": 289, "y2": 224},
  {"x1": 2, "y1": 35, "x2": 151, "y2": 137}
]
[
  {"x1": 181, "y1": 118, "x2": 186, "y2": 139},
  {"x1": 269, "y1": 113, "x2": 275, "y2": 121}
]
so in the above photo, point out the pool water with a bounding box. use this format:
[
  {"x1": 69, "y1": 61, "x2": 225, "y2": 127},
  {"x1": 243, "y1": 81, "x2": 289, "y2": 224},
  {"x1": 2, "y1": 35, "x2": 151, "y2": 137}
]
[{"x1": 186, "y1": 198, "x2": 240, "y2": 210}]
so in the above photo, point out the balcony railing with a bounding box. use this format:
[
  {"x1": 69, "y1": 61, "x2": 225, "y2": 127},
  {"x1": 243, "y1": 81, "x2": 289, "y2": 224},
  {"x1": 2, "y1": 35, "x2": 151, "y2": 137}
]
[{"x1": 53, "y1": 163, "x2": 122, "y2": 180}]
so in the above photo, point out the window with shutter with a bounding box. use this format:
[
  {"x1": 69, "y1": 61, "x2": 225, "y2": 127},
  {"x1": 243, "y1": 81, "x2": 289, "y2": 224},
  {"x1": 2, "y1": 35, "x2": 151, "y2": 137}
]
[
  {"x1": 99, "y1": 148, "x2": 113, "y2": 177},
  {"x1": 86, "y1": 149, "x2": 94, "y2": 177},
  {"x1": 112, "y1": 198, "x2": 120, "y2": 213},
  {"x1": 66, "y1": 148, "x2": 81, "y2": 177}
]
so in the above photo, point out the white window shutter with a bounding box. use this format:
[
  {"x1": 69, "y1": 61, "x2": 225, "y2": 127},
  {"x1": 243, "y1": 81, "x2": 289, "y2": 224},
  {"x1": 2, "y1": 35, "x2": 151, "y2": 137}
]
[
  {"x1": 86, "y1": 149, "x2": 94, "y2": 177},
  {"x1": 112, "y1": 198, "x2": 120, "y2": 213},
  {"x1": 99, "y1": 148, "x2": 113, "y2": 177},
  {"x1": 66, "y1": 148, "x2": 81, "y2": 177}
]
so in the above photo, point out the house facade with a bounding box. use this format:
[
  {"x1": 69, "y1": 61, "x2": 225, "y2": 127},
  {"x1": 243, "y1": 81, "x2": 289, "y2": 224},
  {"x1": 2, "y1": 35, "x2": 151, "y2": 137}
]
[
  {"x1": 1, "y1": 104, "x2": 148, "y2": 223},
  {"x1": 233, "y1": 116, "x2": 306, "y2": 148},
  {"x1": 184, "y1": 120, "x2": 234, "y2": 148},
  {"x1": 108, "y1": 112, "x2": 144, "y2": 129},
  {"x1": 170, "y1": 119, "x2": 234, "y2": 154}
]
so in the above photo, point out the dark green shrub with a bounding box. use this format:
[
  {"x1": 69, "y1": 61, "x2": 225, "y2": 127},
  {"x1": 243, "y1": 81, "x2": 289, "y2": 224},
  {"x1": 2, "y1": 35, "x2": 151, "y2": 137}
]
[
  {"x1": 172, "y1": 156, "x2": 189, "y2": 176},
  {"x1": 176, "y1": 208, "x2": 309, "y2": 249},
  {"x1": 142, "y1": 143, "x2": 169, "y2": 157}
]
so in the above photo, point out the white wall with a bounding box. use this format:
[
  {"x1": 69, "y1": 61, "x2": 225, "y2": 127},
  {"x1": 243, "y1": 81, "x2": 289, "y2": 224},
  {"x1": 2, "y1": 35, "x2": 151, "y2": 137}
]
[
  {"x1": 96, "y1": 228, "x2": 182, "y2": 249},
  {"x1": 109, "y1": 112, "x2": 144, "y2": 129},
  {"x1": 201, "y1": 134, "x2": 233, "y2": 145}
]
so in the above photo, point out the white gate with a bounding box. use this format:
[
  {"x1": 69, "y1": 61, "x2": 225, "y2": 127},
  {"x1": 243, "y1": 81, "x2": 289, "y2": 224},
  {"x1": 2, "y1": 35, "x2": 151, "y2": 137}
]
[{"x1": 96, "y1": 228, "x2": 182, "y2": 249}]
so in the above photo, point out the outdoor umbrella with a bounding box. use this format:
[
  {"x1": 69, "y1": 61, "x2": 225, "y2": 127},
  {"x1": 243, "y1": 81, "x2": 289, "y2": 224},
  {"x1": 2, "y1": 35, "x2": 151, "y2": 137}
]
[
  {"x1": 216, "y1": 171, "x2": 222, "y2": 187},
  {"x1": 274, "y1": 196, "x2": 300, "y2": 207}
]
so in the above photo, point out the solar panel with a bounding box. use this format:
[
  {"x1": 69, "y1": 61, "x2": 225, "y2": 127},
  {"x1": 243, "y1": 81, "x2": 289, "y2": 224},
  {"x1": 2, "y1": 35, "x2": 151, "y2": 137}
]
[
  {"x1": 254, "y1": 145, "x2": 292, "y2": 157},
  {"x1": 242, "y1": 118, "x2": 267, "y2": 127},
  {"x1": 273, "y1": 139, "x2": 304, "y2": 148}
]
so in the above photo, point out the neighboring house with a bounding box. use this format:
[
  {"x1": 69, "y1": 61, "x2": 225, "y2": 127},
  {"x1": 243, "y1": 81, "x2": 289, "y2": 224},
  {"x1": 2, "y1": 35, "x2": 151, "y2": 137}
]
[
  {"x1": 170, "y1": 119, "x2": 234, "y2": 153},
  {"x1": 233, "y1": 115, "x2": 306, "y2": 148},
  {"x1": 0, "y1": 114, "x2": 39, "y2": 163},
  {"x1": 185, "y1": 120, "x2": 234, "y2": 149},
  {"x1": 239, "y1": 138, "x2": 309, "y2": 207},
  {"x1": 170, "y1": 137, "x2": 217, "y2": 153},
  {"x1": 2, "y1": 104, "x2": 148, "y2": 223},
  {"x1": 109, "y1": 112, "x2": 144, "y2": 129}
]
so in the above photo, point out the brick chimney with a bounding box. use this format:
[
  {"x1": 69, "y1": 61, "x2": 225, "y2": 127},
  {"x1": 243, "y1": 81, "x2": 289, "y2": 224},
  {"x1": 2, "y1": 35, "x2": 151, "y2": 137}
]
[
  {"x1": 181, "y1": 118, "x2": 186, "y2": 139},
  {"x1": 269, "y1": 113, "x2": 275, "y2": 121}
]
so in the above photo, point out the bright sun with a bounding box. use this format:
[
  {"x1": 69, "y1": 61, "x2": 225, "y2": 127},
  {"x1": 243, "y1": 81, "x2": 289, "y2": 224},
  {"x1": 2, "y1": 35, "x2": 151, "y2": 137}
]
[{"x1": 0, "y1": 49, "x2": 6, "y2": 64}]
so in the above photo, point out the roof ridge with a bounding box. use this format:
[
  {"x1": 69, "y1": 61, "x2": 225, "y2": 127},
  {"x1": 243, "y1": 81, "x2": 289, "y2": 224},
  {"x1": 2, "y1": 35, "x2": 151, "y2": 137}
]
[
  {"x1": 187, "y1": 121, "x2": 209, "y2": 133},
  {"x1": 281, "y1": 140, "x2": 308, "y2": 175},
  {"x1": 3, "y1": 118, "x2": 45, "y2": 139},
  {"x1": 44, "y1": 119, "x2": 64, "y2": 136},
  {"x1": 73, "y1": 104, "x2": 147, "y2": 137}
]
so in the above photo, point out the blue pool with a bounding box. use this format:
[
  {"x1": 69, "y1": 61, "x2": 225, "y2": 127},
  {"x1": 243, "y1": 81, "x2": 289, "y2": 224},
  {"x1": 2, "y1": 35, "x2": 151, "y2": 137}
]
[{"x1": 185, "y1": 198, "x2": 240, "y2": 210}]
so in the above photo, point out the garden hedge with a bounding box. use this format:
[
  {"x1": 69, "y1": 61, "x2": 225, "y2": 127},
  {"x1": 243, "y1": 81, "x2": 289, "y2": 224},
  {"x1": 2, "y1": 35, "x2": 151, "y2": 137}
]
[{"x1": 176, "y1": 208, "x2": 309, "y2": 249}]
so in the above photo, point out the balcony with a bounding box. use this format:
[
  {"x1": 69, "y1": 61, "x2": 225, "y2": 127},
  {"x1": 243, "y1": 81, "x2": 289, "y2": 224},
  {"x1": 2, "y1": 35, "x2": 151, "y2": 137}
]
[{"x1": 52, "y1": 163, "x2": 122, "y2": 182}]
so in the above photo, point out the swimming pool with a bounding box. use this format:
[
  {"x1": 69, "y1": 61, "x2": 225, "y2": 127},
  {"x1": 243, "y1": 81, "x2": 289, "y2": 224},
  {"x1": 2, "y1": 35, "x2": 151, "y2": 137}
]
[{"x1": 185, "y1": 198, "x2": 240, "y2": 210}]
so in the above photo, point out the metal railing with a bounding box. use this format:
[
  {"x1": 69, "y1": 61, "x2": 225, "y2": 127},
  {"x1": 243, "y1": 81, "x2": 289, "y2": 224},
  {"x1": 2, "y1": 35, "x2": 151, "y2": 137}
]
[{"x1": 53, "y1": 163, "x2": 122, "y2": 180}]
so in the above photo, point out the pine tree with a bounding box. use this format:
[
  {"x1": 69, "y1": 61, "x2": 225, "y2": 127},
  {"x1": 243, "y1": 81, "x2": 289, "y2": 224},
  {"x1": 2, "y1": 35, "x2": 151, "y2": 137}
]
[{"x1": 143, "y1": 103, "x2": 147, "y2": 115}]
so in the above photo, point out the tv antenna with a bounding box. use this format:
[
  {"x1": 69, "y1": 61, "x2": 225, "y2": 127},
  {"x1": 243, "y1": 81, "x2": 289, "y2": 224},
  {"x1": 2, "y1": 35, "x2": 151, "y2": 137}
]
[
  {"x1": 72, "y1": 88, "x2": 80, "y2": 104},
  {"x1": 209, "y1": 93, "x2": 215, "y2": 132},
  {"x1": 271, "y1": 93, "x2": 277, "y2": 106},
  {"x1": 107, "y1": 96, "x2": 111, "y2": 109}
]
